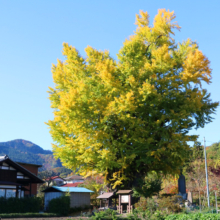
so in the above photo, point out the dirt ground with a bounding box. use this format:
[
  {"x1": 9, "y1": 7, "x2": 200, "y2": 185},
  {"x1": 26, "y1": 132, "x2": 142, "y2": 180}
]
[{"x1": 1, "y1": 217, "x2": 89, "y2": 220}]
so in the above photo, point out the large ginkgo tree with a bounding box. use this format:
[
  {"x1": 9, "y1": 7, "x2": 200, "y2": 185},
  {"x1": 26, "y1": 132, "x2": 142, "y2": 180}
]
[{"x1": 47, "y1": 9, "x2": 218, "y2": 189}]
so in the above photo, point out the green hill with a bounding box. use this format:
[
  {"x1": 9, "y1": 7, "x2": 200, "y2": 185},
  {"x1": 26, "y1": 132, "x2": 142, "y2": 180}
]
[
  {"x1": 0, "y1": 139, "x2": 71, "y2": 176},
  {"x1": 206, "y1": 142, "x2": 220, "y2": 160}
]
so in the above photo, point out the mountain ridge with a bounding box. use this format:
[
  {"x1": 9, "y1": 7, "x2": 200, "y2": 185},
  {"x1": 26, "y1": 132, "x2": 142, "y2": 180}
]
[
  {"x1": 0, "y1": 139, "x2": 52, "y2": 155},
  {"x1": 0, "y1": 139, "x2": 71, "y2": 176}
]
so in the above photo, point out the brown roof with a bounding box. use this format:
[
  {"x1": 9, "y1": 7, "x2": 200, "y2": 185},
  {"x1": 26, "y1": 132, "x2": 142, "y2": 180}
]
[
  {"x1": 17, "y1": 162, "x2": 42, "y2": 167},
  {"x1": 0, "y1": 155, "x2": 44, "y2": 184},
  {"x1": 0, "y1": 181, "x2": 22, "y2": 186},
  {"x1": 46, "y1": 176, "x2": 65, "y2": 181},
  {"x1": 117, "y1": 190, "x2": 133, "y2": 194},
  {"x1": 64, "y1": 175, "x2": 84, "y2": 180},
  {"x1": 97, "y1": 192, "x2": 115, "y2": 199}
]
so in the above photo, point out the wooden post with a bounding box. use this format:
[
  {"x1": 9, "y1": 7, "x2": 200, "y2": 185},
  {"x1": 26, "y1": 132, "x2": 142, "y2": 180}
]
[
  {"x1": 199, "y1": 191, "x2": 201, "y2": 211},
  {"x1": 16, "y1": 186, "x2": 18, "y2": 198},
  {"x1": 29, "y1": 182, "x2": 32, "y2": 197},
  {"x1": 127, "y1": 194, "x2": 131, "y2": 213},
  {"x1": 117, "y1": 194, "x2": 122, "y2": 214}
]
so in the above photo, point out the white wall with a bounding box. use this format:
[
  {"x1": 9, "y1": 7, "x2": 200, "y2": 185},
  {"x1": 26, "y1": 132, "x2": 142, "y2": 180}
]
[
  {"x1": 54, "y1": 178, "x2": 65, "y2": 186},
  {"x1": 44, "y1": 191, "x2": 91, "y2": 210},
  {"x1": 66, "y1": 180, "x2": 84, "y2": 183}
]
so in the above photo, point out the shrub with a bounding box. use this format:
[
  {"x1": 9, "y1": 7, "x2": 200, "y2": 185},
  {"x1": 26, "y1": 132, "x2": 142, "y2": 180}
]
[
  {"x1": 165, "y1": 213, "x2": 220, "y2": 220},
  {"x1": 0, "y1": 213, "x2": 58, "y2": 218},
  {"x1": 69, "y1": 205, "x2": 93, "y2": 214},
  {"x1": 151, "y1": 210, "x2": 167, "y2": 220},
  {"x1": 0, "y1": 197, "x2": 41, "y2": 213},
  {"x1": 48, "y1": 195, "x2": 70, "y2": 216},
  {"x1": 157, "y1": 195, "x2": 183, "y2": 214},
  {"x1": 135, "y1": 197, "x2": 157, "y2": 213},
  {"x1": 90, "y1": 209, "x2": 120, "y2": 220},
  {"x1": 126, "y1": 209, "x2": 141, "y2": 220},
  {"x1": 132, "y1": 172, "x2": 162, "y2": 198}
]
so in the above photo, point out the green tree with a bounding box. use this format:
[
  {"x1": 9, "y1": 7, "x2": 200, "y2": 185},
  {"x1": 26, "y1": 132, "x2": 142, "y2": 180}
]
[
  {"x1": 184, "y1": 141, "x2": 204, "y2": 173},
  {"x1": 47, "y1": 9, "x2": 218, "y2": 189},
  {"x1": 133, "y1": 172, "x2": 162, "y2": 198},
  {"x1": 78, "y1": 174, "x2": 106, "y2": 206}
]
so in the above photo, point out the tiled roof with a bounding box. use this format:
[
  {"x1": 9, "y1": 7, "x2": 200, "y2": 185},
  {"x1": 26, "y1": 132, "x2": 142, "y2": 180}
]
[
  {"x1": 0, "y1": 155, "x2": 44, "y2": 183},
  {"x1": 17, "y1": 162, "x2": 42, "y2": 167},
  {"x1": 0, "y1": 155, "x2": 8, "y2": 161},
  {"x1": 117, "y1": 190, "x2": 133, "y2": 194},
  {"x1": 51, "y1": 176, "x2": 60, "y2": 179},
  {"x1": 45, "y1": 176, "x2": 64, "y2": 181},
  {"x1": 97, "y1": 192, "x2": 115, "y2": 199},
  {"x1": 64, "y1": 175, "x2": 84, "y2": 180}
]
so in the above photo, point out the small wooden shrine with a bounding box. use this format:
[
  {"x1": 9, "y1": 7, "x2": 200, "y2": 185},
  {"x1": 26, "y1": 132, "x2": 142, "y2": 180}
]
[
  {"x1": 97, "y1": 192, "x2": 117, "y2": 209},
  {"x1": 117, "y1": 190, "x2": 133, "y2": 214}
]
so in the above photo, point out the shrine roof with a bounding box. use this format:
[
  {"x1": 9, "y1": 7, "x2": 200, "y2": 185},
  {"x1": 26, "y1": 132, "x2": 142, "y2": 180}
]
[
  {"x1": 97, "y1": 192, "x2": 115, "y2": 199},
  {"x1": 117, "y1": 190, "x2": 133, "y2": 194}
]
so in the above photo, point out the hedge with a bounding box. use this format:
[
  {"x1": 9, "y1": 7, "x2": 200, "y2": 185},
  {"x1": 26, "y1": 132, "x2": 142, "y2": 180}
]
[
  {"x1": 165, "y1": 213, "x2": 220, "y2": 220},
  {"x1": 48, "y1": 196, "x2": 70, "y2": 216},
  {"x1": 0, "y1": 197, "x2": 41, "y2": 213},
  {"x1": 0, "y1": 213, "x2": 58, "y2": 218}
]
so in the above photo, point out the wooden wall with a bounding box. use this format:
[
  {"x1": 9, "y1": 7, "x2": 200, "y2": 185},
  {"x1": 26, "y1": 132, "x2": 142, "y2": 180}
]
[
  {"x1": 0, "y1": 170, "x2": 16, "y2": 182},
  {"x1": 17, "y1": 163, "x2": 39, "y2": 196},
  {"x1": 44, "y1": 191, "x2": 91, "y2": 210},
  {"x1": 70, "y1": 192, "x2": 90, "y2": 208}
]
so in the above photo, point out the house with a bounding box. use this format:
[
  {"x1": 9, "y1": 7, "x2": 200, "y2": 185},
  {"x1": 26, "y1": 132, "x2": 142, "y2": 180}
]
[
  {"x1": 61, "y1": 182, "x2": 83, "y2": 187},
  {"x1": 45, "y1": 176, "x2": 65, "y2": 186},
  {"x1": 64, "y1": 175, "x2": 84, "y2": 183},
  {"x1": 43, "y1": 186, "x2": 93, "y2": 210},
  {"x1": 0, "y1": 155, "x2": 44, "y2": 198},
  {"x1": 17, "y1": 161, "x2": 42, "y2": 196}
]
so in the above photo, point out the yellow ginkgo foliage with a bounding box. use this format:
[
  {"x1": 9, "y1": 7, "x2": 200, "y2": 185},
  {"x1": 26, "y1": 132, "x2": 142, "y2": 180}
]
[{"x1": 47, "y1": 9, "x2": 218, "y2": 189}]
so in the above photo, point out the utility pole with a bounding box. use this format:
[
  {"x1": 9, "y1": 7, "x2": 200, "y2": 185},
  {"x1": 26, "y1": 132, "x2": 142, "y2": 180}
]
[{"x1": 204, "y1": 137, "x2": 210, "y2": 207}]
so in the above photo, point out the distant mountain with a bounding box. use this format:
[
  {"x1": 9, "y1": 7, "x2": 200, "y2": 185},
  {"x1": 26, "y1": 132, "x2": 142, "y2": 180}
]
[
  {"x1": 0, "y1": 139, "x2": 52, "y2": 155},
  {"x1": 0, "y1": 139, "x2": 71, "y2": 176}
]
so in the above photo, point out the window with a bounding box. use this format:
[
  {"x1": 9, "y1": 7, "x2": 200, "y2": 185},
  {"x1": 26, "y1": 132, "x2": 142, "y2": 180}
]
[
  {"x1": 6, "y1": 189, "x2": 16, "y2": 198},
  {"x1": 0, "y1": 189, "x2": 5, "y2": 197},
  {"x1": 21, "y1": 190, "x2": 24, "y2": 198},
  {"x1": 18, "y1": 190, "x2": 24, "y2": 198},
  {"x1": 17, "y1": 175, "x2": 24, "y2": 179}
]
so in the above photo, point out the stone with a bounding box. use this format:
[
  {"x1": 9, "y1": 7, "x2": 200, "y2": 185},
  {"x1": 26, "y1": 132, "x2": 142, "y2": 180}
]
[
  {"x1": 178, "y1": 174, "x2": 186, "y2": 194},
  {"x1": 187, "y1": 191, "x2": 193, "y2": 204},
  {"x1": 177, "y1": 192, "x2": 187, "y2": 200}
]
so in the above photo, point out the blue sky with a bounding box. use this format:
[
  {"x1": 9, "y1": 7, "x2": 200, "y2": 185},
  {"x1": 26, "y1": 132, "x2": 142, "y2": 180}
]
[{"x1": 0, "y1": 0, "x2": 219, "y2": 150}]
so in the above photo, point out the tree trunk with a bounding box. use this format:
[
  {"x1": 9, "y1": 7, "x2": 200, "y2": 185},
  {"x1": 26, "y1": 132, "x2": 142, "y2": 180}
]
[{"x1": 199, "y1": 191, "x2": 201, "y2": 211}]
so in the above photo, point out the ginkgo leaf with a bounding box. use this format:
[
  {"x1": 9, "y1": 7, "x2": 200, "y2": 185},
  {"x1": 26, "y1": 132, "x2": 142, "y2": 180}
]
[{"x1": 47, "y1": 9, "x2": 218, "y2": 189}]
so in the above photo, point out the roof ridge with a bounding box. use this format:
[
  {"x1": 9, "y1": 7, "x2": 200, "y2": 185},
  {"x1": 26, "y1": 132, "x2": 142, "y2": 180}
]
[{"x1": 0, "y1": 155, "x2": 44, "y2": 183}]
